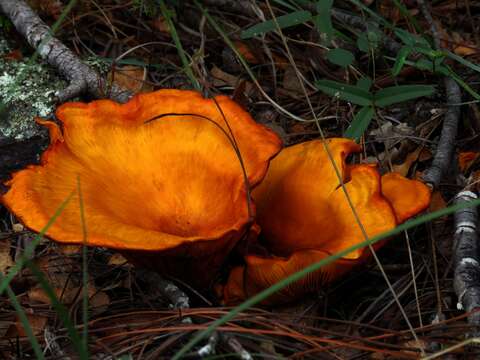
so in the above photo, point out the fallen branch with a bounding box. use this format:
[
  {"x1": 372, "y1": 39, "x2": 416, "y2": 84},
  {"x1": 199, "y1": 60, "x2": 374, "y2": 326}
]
[
  {"x1": 223, "y1": 333, "x2": 253, "y2": 360},
  {"x1": 197, "y1": 332, "x2": 219, "y2": 357},
  {"x1": 196, "y1": 332, "x2": 253, "y2": 360},
  {"x1": 453, "y1": 190, "x2": 480, "y2": 336},
  {"x1": 136, "y1": 268, "x2": 191, "y2": 321},
  {"x1": 0, "y1": 0, "x2": 131, "y2": 103},
  {"x1": 418, "y1": 0, "x2": 463, "y2": 189}
]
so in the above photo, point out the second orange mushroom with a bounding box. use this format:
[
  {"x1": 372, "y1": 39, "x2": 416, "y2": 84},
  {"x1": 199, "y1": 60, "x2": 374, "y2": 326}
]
[{"x1": 221, "y1": 139, "x2": 431, "y2": 305}]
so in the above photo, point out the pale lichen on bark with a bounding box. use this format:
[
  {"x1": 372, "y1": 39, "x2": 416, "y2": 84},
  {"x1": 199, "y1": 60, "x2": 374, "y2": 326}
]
[
  {"x1": 0, "y1": 36, "x2": 65, "y2": 141},
  {"x1": 0, "y1": 0, "x2": 131, "y2": 103}
]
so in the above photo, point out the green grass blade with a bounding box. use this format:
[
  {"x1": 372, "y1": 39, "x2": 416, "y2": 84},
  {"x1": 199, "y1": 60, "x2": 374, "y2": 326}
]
[
  {"x1": 394, "y1": 28, "x2": 430, "y2": 48},
  {"x1": 445, "y1": 50, "x2": 480, "y2": 74},
  {"x1": 417, "y1": 60, "x2": 480, "y2": 100},
  {"x1": 0, "y1": 191, "x2": 75, "y2": 296},
  {"x1": 441, "y1": 68, "x2": 480, "y2": 101},
  {"x1": 77, "y1": 177, "x2": 89, "y2": 358},
  {"x1": 241, "y1": 10, "x2": 312, "y2": 39},
  {"x1": 26, "y1": 260, "x2": 87, "y2": 358},
  {"x1": 344, "y1": 106, "x2": 374, "y2": 140},
  {"x1": 194, "y1": 0, "x2": 304, "y2": 122},
  {"x1": 392, "y1": 46, "x2": 412, "y2": 76},
  {"x1": 386, "y1": 56, "x2": 480, "y2": 100},
  {"x1": 374, "y1": 85, "x2": 435, "y2": 107},
  {"x1": 2, "y1": 274, "x2": 45, "y2": 360},
  {"x1": 316, "y1": 79, "x2": 374, "y2": 106},
  {"x1": 173, "y1": 197, "x2": 480, "y2": 359},
  {"x1": 158, "y1": 0, "x2": 200, "y2": 90}
]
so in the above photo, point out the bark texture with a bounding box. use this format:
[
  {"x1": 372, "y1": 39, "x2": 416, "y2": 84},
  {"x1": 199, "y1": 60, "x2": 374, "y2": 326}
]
[
  {"x1": 453, "y1": 191, "x2": 480, "y2": 335},
  {"x1": 422, "y1": 77, "x2": 462, "y2": 188},
  {"x1": 0, "y1": 0, "x2": 133, "y2": 180},
  {"x1": 0, "y1": 0, "x2": 131, "y2": 103},
  {"x1": 418, "y1": 0, "x2": 463, "y2": 188}
]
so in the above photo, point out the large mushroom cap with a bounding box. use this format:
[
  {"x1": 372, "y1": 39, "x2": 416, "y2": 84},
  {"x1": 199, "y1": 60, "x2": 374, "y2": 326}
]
[
  {"x1": 1, "y1": 89, "x2": 282, "y2": 285},
  {"x1": 222, "y1": 139, "x2": 431, "y2": 304}
]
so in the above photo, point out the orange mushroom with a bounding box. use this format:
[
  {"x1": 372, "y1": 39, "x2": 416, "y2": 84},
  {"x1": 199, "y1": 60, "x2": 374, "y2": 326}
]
[
  {"x1": 1, "y1": 89, "x2": 282, "y2": 287},
  {"x1": 222, "y1": 139, "x2": 431, "y2": 304}
]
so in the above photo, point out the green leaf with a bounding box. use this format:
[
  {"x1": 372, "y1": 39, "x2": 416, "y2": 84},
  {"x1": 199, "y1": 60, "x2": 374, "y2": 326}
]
[
  {"x1": 413, "y1": 58, "x2": 435, "y2": 71},
  {"x1": 415, "y1": 46, "x2": 444, "y2": 59},
  {"x1": 344, "y1": 106, "x2": 374, "y2": 140},
  {"x1": 356, "y1": 77, "x2": 372, "y2": 92},
  {"x1": 3, "y1": 276, "x2": 44, "y2": 360},
  {"x1": 389, "y1": 56, "x2": 480, "y2": 100},
  {"x1": 374, "y1": 85, "x2": 435, "y2": 107},
  {"x1": 314, "y1": 0, "x2": 333, "y2": 40},
  {"x1": 357, "y1": 30, "x2": 380, "y2": 53},
  {"x1": 326, "y1": 48, "x2": 354, "y2": 68},
  {"x1": 316, "y1": 79, "x2": 373, "y2": 106},
  {"x1": 438, "y1": 65, "x2": 480, "y2": 100},
  {"x1": 241, "y1": 10, "x2": 312, "y2": 39},
  {"x1": 392, "y1": 46, "x2": 412, "y2": 76},
  {"x1": 394, "y1": 28, "x2": 430, "y2": 48}
]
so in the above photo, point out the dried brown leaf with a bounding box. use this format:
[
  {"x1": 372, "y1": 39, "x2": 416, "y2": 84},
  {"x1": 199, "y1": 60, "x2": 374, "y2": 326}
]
[
  {"x1": 0, "y1": 240, "x2": 13, "y2": 274},
  {"x1": 109, "y1": 65, "x2": 153, "y2": 94}
]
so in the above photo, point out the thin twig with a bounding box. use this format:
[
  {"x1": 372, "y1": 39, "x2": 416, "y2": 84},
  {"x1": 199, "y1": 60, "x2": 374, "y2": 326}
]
[
  {"x1": 136, "y1": 269, "x2": 191, "y2": 323},
  {"x1": 196, "y1": 332, "x2": 219, "y2": 357},
  {"x1": 44, "y1": 327, "x2": 71, "y2": 359},
  {"x1": 222, "y1": 333, "x2": 254, "y2": 360}
]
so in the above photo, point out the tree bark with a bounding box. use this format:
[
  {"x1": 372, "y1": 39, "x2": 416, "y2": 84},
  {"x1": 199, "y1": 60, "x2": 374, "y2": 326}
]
[
  {"x1": 0, "y1": 0, "x2": 131, "y2": 103},
  {"x1": 0, "y1": 0, "x2": 133, "y2": 181},
  {"x1": 453, "y1": 191, "x2": 480, "y2": 336}
]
